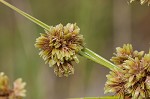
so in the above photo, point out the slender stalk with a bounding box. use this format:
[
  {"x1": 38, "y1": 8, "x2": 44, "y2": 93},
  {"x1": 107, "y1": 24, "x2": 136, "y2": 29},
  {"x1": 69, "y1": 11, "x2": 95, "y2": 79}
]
[
  {"x1": 79, "y1": 48, "x2": 119, "y2": 70},
  {"x1": 0, "y1": 0, "x2": 50, "y2": 30},
  {"x1": 0, "y1": 0, "x2": 119, "y2": 70}
]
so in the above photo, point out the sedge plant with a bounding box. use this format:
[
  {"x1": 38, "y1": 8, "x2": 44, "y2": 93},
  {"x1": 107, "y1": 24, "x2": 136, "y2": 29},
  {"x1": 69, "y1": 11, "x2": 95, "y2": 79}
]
[{"x1": 0, "y1": 0, "x2": 150, "y2": 99}]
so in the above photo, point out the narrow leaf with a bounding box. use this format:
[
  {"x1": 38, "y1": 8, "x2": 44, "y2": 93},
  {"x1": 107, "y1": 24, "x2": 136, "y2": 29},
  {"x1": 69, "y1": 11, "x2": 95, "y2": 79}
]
[{"x1": 79, "y1": 48, "x2": 120, "y2": 70}]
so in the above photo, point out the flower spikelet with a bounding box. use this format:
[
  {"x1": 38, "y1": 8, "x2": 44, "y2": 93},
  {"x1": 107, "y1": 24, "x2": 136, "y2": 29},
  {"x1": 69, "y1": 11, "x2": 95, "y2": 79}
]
[
  {"x1": 123, "y1": 58, "x2": 149, "y2": 98},
  {"x1": 13, "y1": 78, "x2": 26, "y2": 98},
  {"x1": 0, "y1": 72, "x2": 9, "y2": 96},
  {"x1": 35, "y1": 23, "x2": 84, "y2": 77},
  {"x1": 104, "y1": 70, "x2": 127, "y2": 98},
  {"x1": 111, "y1": 44, "x2": 144, "y2": 65},
  {"x1": 105, "y1": 44, "x2": 150, "y2": 99}
]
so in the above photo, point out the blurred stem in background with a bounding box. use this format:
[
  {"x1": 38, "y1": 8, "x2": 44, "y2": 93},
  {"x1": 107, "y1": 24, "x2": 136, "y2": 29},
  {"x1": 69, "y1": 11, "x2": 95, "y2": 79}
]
[{"x1": 0, "y1": 0, "x2": 119, "y2": 71}]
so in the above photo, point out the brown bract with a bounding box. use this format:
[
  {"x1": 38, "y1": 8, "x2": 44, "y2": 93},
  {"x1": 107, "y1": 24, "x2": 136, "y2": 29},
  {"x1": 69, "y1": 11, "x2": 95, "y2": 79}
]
[{"x1": 35, "y1": 23, "x2": 84, "y2": 77}]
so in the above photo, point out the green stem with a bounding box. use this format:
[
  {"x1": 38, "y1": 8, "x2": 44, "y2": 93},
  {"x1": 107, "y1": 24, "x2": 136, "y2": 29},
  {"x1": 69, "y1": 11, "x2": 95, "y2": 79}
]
[
  {"x1": 0, "y1": 0, "x2": 50, "y2": 30},
  {"x1": 79, "y1": 48, "x2": 119, "y2": 70},
  {"x1": 0, "y1": 0, "x2": 119, "y2": 70}
]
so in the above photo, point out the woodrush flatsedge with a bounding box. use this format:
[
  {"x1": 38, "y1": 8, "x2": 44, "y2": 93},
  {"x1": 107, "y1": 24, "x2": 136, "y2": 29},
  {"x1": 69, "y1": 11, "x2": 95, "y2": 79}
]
[{"x1": 1, "y1": 0, "x2": 150, "y2": 99}]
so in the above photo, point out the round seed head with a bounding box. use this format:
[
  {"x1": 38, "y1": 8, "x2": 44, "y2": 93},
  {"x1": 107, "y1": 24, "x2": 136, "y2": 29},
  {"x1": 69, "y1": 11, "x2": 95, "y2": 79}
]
[
  {"x1": 105, "y1": 44, "x2": 150, "y2": 99},
  {"x1": 35, "y1": 23, "x2": 84, "y2": 77}
]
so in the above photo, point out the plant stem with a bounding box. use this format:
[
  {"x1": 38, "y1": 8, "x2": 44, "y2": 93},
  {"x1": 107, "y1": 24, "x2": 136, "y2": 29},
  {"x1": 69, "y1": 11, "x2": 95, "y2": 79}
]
[
  {"x1": 0, "y1": 0, "x2": 119, "y2": 70},
  {"x1": 79, "y1": 48, "x2": 119, "y2": 70},
  {"x1": 0, "y1": 0, "x2": 50, "y2": 30}
]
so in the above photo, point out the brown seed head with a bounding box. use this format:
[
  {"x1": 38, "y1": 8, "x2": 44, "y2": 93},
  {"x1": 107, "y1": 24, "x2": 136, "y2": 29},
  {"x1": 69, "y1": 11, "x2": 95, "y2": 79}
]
[
  {"x1": 35, "y1": 23, "x2": 84, "y2": 77},
  {"x1": 105, "y1": 44, "x2": 150, "y2": 99}
]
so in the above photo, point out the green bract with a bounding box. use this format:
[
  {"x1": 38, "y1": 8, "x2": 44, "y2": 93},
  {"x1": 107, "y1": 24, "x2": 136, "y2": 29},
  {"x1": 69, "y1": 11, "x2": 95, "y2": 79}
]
[{"x1": 35, "y1": 23, "x2": 84, "y2": 77}]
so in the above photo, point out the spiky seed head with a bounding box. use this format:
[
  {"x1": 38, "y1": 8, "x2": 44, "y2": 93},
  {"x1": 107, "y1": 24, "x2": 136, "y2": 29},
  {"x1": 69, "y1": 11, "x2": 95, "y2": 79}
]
[
  {"x1": 0, "y1": 72, "x2": 26, "y2": 99},
  {"x1": 104, "y1": 70, "x2": 127, "y2": 98},
  {"x1": 111, "y1": 44, "x2": 144, "y2": 65},
  {"x1": 13, "y1": 78, "x2": 26, "y2": 98},
  {"x1": 35, "y1": 23, "x2": 84, "y2": 77},
  {"x1": 105, "y1": 44, "x2": 150, "y2": 99},
  {"x1": 111, "y1": 44, "x2": 133, "y2": 65}
]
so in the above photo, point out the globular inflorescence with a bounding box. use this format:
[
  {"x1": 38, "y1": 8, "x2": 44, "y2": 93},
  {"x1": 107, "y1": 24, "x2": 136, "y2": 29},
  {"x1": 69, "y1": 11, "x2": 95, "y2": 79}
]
[
  {"x1": 105, "y1": 44, "x2": 150, "y2": 99},
  {"x1": 35, "y1": 23, "x2": 84, "y2": 77},
  {"x1": 130, "y1": 0, "x2": 150, "y2": 5},
  {"x1": 0, "y1": 72, "x2": 26, "y2": 99}
]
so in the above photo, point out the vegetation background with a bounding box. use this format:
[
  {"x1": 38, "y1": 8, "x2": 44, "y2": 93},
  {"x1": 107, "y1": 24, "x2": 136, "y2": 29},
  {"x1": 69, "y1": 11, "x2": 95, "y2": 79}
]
[{"x1": 0, "y1": 0, "x2": 150, "y2": 99}]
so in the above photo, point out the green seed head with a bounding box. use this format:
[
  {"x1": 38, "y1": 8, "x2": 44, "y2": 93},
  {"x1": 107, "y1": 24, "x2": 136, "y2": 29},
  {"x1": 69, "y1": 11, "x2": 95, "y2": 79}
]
[
  {"x1": 105, "y1": 44, "x2": 150, "y2": 99},
  {"x1": 35, "y1": 23, "x2": 84, "y2": 77}
]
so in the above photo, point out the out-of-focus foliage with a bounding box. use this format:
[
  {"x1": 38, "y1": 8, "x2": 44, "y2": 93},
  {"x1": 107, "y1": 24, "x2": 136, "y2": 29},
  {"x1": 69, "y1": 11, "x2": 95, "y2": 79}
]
[{"x1": 0, "y1": 0, "x2": 150, "y2": 99}]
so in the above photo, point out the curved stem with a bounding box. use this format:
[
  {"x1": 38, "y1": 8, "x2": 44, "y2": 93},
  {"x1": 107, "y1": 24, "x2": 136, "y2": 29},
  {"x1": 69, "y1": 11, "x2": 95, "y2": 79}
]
[
  {"x1": 79, "y1": 48, "x2": 120, "y2": 70},
  {"x1": 0, "y1": 0, "x2": 50, "y2": 30}
]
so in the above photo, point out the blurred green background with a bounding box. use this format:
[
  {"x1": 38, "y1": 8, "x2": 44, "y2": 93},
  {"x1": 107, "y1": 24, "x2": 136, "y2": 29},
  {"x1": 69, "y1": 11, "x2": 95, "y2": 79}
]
[{"x1": 0, "y1": 0, "x2": 150, "y2": 99}]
